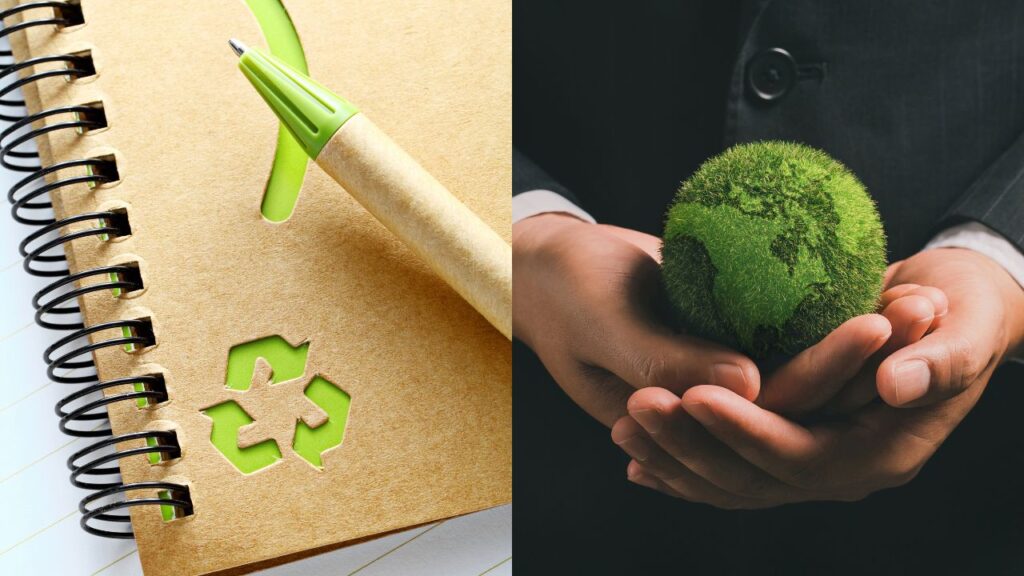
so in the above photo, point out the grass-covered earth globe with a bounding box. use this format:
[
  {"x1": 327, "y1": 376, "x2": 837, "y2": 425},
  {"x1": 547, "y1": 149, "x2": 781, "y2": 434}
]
[{"x1": 661, "y1": 141, "x2": 886, "y2": 359}]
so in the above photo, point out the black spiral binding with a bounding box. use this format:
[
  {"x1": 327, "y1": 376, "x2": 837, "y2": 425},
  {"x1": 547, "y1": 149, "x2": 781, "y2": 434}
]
[{"x1": 0, "y1": 1, "x2": 192, "y2": 539}]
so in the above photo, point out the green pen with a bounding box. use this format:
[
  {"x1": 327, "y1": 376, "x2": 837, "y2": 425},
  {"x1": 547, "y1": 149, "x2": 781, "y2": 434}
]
[{"x1": 230, "y1": 40, "x2": 511, "y2": 339}]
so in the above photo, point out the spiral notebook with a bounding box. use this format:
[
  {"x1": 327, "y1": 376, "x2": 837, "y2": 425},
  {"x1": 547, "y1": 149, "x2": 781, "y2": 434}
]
[{"x1": 1, "y1": 1, "x2": 511, "y2": 575}]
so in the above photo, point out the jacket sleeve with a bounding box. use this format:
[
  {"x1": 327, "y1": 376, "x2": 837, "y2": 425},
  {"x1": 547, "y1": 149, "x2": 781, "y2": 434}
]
[
  {"x1": 512, "y1": 148, "x2": 597, "y2": 224},
  {"x1": 940, "y1": 132, "x2": 1024, "y2": 254},
  {"x1": 513, "y1": 147, "x2": 580, "y2": 204}
]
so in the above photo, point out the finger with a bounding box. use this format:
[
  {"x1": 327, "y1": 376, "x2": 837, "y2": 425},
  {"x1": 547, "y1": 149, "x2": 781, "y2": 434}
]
[
  {"x1": 628, "y1": 460, "x2": 779, "y2": 509},
  {"x1": 902, "y1": 286, "x2": 948, "y2": 322},
  {"x1": 625, "y1": 388, "x2": 805, "y2": 502},
  {"x1": 610, "y1": 414, "x2": 733, "y2": 500},
  {"x1": 880, "y1": 294, "x2": 936, "y2": 353},
  {"x1": 592, "y1": 316, "x2": 760, "y2": 400},
  {"x1": 626, "y1": 460, "x2": 685, "y2": 498},
  {"x1": 829, "y1": 294, "x2": 936, "y2": 413},
  {"x1": 879, "y1": 283, "x2": 921, "y2": 308},
  {"x1": 759, "y1": 313, "x2": 891, "y2": 414},
  {"x1": 614, "y1": 415, "x2": 709, "y2": 487},
  {"x1": 878, "y1": 325, "x2": 995, "y2": 407},
  {"x1": 680, "y1": 385, "x2": 827, "y2": 485},
  {"x1": 615, "y1": 417, "x2": 761, "y2": 505}
]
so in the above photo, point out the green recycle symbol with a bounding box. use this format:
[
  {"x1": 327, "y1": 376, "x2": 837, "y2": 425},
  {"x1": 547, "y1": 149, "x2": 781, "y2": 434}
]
[{"x1": 201, "y1": 336, "x2": 351, "y2": 473}]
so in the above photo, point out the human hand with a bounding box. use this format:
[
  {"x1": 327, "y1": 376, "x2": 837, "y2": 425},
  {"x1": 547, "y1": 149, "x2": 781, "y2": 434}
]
[
  {"x1": 613, "y1": 248, "x2": 1024, "y2": 507},
  {"x1": 512, "y1": 213, "x2": 760, "y2": 426},
  {"x1": 608, "y1": 288, "x2": 934, "y2": 508},
  {"x1": 758, "y1": 269, "x2": 949, "y2": 416}
]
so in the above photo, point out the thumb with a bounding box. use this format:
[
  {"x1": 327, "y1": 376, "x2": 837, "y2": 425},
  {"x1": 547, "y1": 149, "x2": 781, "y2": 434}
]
[
  {"x1": 759, "y1": 313, "x2": 891, "y2": 415},
  {"x1": 876, "y1": 325, "x2": 992, "y2": 407},
  {"x1": 593, "y1": 315, "x2": 761, "y2": 401}
]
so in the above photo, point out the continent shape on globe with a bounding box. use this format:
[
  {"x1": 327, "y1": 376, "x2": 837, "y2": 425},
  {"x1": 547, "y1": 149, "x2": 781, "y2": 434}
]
[
  {"x1": 670, "y1": 201, "x2": 828, "y2": 349},
  {"x1": 661, "y1": 141, "x2": 887, "y2": 358}
]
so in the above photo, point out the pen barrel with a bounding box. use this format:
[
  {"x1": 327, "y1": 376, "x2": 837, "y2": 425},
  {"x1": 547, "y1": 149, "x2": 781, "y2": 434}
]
[{"x1": 318, "y1": 114, "x2": 512, "y2": 339}]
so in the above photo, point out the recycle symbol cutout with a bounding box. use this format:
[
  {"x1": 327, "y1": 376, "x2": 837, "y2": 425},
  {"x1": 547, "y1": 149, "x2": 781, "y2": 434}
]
[{"x1": 201, "y1": 335, "x2": 351, "y2": 473}]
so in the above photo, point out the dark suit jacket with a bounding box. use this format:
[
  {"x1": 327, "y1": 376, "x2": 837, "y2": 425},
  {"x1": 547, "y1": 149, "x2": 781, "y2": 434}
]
[{"x1": 514, "y1": 1, "x2": 1024, "y2": 574}]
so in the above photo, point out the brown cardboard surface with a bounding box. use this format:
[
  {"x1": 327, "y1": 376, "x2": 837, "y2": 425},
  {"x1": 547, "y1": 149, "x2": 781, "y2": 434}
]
[
  {"x1": 320, "y1": 114, "x2": 512, "y2": 339},
  {"x1": 7, "y1": 1, "x2": 511, "y2": 575}
]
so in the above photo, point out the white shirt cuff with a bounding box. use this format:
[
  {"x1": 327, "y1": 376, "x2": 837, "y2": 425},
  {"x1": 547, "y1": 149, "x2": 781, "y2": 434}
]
[
  {"x1": 512, "y1": 190, "x2": 597, "y2": 225},
  {"x1": 924, "y1": 222, "x2": 1024, "y2": 289},
  {"x1": 924, "y1": 221, "x2": 1024, "y2": 362}
]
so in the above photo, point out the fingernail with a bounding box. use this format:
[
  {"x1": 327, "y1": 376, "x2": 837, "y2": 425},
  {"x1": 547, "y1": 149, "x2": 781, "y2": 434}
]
[
  {"x1": 615, "y1": 436, "x2": 651, "y2": 462},
  {"x1": 684, "y1": 401, "x2": 718, "y2": 427},
  {"x1": 894, "y1": 360, "x2": 930, "y2": 404},
  {"x1": 631, "y1": 409, "x2": 663, "y2": 435},
  {"x1": 712, "y1": 363, "x2": 747, "y2": 391},
  {"x1": 628, "y1": 470, "x2": 659, "y2": 490}
]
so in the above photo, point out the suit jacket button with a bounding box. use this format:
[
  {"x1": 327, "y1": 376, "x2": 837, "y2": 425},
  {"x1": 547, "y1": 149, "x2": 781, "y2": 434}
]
[{"x1": 746, "y1": 47, "x2": 797, "y2": 102}]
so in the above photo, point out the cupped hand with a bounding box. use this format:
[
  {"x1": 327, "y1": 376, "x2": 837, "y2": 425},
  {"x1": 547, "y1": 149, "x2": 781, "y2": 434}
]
[
  {"x1": 609, "y1": 288, "x2": 937, "y2": 508},
  {"x1": 614, "y1": 248, "x2": 1024, "y2": 507},
  {"x1": 759, "y1": 273, "x2": 948, "y2": 416},
  {"x1": 512, "y1": 213, "x2": 760, "y2": 426}
]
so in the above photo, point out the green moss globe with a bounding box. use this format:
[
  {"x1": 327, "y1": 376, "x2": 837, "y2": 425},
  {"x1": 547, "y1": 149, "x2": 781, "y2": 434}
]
[{"x1": 661, "y1": 141, "x2": 886, "y2": 359}]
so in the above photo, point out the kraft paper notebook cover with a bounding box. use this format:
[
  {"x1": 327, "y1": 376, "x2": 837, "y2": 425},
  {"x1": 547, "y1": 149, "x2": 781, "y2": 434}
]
[{"x1": 1, "y1": 1, "x2": 511, "y2": 574}]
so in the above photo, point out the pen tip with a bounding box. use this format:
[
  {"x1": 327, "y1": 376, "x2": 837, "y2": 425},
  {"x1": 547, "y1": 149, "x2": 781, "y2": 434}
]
[{"x1": 228, "y1": 38, "x2": 247, "y2": 57}]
